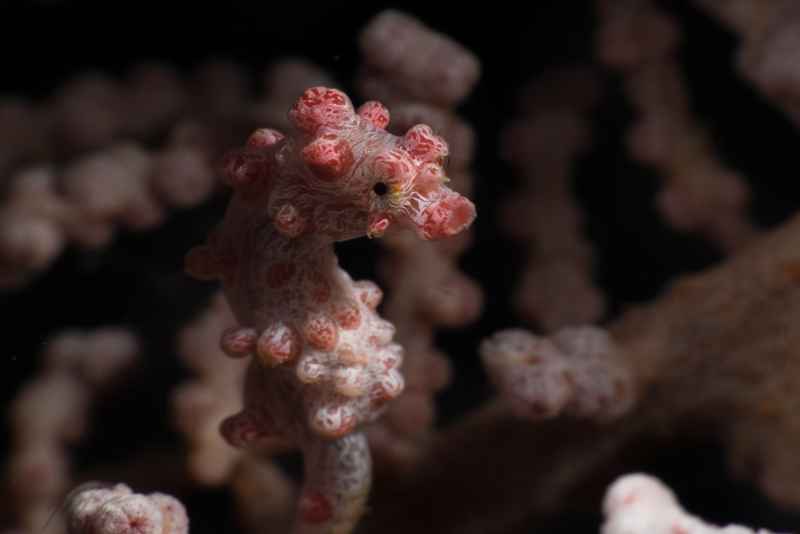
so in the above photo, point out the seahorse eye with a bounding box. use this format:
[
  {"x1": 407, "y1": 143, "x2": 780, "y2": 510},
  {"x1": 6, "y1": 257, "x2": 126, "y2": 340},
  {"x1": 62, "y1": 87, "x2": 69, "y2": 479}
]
[{"x1": 373, "y1": 182, "x2": 389, "y2": 196}]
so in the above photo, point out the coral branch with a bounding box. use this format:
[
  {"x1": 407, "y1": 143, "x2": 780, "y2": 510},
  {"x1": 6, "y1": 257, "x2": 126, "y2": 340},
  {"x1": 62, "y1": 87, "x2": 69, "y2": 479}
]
[
  {"x1": 481, "y1": 327, "x2": 635, "y2": 421},
  {"x1": 500, "y1": 66, "x2": 606, "y2": 329},
  {"x1": 172, "y1": 292, "x2": 247, "y2": 485},
  {"x1": 597, "y1": 0, "x2": 757, "y2": 252},
  {"x1": 172, "y1": 293, "x2": 298, "y2": 533},
  {"x1": 0, "y1": 137, "x2": 215, "y2": 288},
  {"x1": 230, "y1": 456, "x2": 295, "y2": 534},
  {"x1": 7, "y1": 328, "x2": 139, "y2": 534},
  {"x1": 0, "y1": 59, "x2": 250, "y2": 174},
  {"x1": 365, "y1": 211, "x2": 800, "y2": 532},
  {"x1": 358, "y1": 10, "x2": 480, "y2": 107},
  {"x1": 9, "y1": 5, "x2": 798, "y2": 534},
  {"x1": 693, "y1": 0, "x2": 800, "y2": 128}
]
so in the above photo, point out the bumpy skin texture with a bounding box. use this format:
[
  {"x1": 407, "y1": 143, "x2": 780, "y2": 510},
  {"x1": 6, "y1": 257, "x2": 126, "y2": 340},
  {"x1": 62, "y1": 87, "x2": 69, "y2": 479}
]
[
  {"x1": 602, "y1": 474, "x2": 779, "y2": 534},
  {"x1": 186, "y1": 87, "x2": 475, "y2": 533},
  {"x1": 65, "y1": 483, "x2": 188, "y2": 534},
  {"x1": 172, "y1": 294, "x2": 296, "y2": 530},
  {"x1": 252, "y1": 59, "x2": 334, "y2": 132}
]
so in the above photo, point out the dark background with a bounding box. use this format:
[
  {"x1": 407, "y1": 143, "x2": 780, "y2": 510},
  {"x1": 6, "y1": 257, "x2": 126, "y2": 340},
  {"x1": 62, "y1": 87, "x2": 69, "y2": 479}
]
[{"x1": 2, "y1": 0, "x2": 800, "y2": 532}]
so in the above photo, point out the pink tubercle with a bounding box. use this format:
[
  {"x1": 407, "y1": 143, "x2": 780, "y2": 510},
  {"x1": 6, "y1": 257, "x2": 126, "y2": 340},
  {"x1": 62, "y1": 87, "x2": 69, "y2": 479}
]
[
  {"x1": 415, "y1": 193, "x2": 476, "y2": 240},
  {"x1": 298, "y1": 490, "x2": 333, "y2": 524}
]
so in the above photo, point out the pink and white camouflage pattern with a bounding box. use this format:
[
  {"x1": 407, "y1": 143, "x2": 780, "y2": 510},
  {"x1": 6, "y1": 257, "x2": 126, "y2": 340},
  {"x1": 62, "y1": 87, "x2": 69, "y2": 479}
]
[{"x1": 186, "y1": 86, "x2": 475, "y2": 533}]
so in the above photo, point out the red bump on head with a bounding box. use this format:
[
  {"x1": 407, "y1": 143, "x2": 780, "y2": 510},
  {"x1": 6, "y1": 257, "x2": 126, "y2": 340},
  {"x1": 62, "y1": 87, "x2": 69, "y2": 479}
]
[
  {"x1": 302, "y1": 133, "x2": 354, "y2": 180},
  {"x1": 357, "y1": 100, "x2": 390, "y2": 129},
  {"x1": 289, "y1": 86, "x2": 354, "y2": 134},
  {"x1": 416, "y1": 193, "x2": 476, "y2": 240},
  {"x1": 401, "y1": 124, "x2": 449, "y2": 163}
]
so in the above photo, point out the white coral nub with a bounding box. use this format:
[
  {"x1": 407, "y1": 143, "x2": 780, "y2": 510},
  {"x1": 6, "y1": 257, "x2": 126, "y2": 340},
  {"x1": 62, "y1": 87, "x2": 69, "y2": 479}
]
[
  {"x1": 602, "y1": 474, "x2": 782, "y2": 534},
  {"x1": 480, "y1": 326, "x2": 635, "y2": 421}
]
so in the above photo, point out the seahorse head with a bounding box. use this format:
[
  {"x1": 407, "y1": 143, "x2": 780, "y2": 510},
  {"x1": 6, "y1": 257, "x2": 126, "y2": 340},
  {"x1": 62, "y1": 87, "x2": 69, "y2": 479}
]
[{"x1": 287, "y1": 86, "x2": 475, "y2": 241}]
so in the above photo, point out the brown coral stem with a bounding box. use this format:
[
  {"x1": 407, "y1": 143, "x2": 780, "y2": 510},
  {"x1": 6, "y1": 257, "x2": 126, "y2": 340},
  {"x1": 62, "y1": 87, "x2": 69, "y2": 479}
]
[{"x1": 366, "y1": 211, "x2": 800, "y2": 531}]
